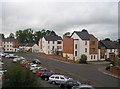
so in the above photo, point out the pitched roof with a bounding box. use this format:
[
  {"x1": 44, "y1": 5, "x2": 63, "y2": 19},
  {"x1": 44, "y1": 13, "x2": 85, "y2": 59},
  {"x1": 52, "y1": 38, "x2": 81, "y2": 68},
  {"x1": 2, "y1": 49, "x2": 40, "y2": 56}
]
[
  {"x1": 72, "y1": 30, "x2": 96, "y2": 40},
  {"x1": 43, "y1": 35, "x2": 62, "y2": 41},
  {"x1": 19, "y1": 43, "x2": 35, "y2": 47},
  {"x1": 99, "y1": 39, "x2": 118, "y2": 49},
  {"x1": 98, "y1": 41, "x2": 106, "y2": 49},
  {"x1": 3, "y1": 38, "x2": 16, "y2": 42}
]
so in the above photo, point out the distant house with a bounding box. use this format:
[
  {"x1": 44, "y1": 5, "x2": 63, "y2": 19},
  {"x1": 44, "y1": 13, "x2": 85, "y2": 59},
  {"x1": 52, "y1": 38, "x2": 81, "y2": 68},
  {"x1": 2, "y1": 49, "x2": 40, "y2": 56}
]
[
  {"x1": 32, "y1": 44, "x2": 39, "y2": 53},
  {"x1": 98, "y1": 38, "x2": 118, "y2": 60},
  {"x1": 2, "y1": 38, "x2": 19, "y2": 52},
  {"x1": 63, "y1": 29, "x2": 98, "y2": 61},
  {"x1": 39, "y1": 35, "x2": 63, "y2": 55},
  {"x1": 19, "y1": 43, "x2": 39, "y2": 52}
]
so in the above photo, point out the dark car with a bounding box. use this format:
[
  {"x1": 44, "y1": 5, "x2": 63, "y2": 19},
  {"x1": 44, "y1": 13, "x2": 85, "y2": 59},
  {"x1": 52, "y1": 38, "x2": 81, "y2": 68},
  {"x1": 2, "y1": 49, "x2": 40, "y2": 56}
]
[
  {"x1": 32, "y1": 59, "x2": 41, "y2": 64},
  {"x1": 60, "y1": 79, "x2": 81, "y2": 89},
  {"x1": 36, "y1": 68, "x2": 48, "y2": 76},
  {"x1": 41, "y1": 71, "x2": 54, "y2": 81}
]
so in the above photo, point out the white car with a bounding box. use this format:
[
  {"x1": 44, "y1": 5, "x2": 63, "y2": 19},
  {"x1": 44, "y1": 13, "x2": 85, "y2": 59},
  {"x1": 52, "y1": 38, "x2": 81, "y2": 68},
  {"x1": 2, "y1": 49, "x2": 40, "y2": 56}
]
[
  {"x1": 72, "y1": 84, "x2": 94, "y2": 89},
  {"x1": 48, "y1": 74, "x2": 72, "y2": 85},
  {"x1": 29, "y1": 64, "x2": 37, "y2": 70}
]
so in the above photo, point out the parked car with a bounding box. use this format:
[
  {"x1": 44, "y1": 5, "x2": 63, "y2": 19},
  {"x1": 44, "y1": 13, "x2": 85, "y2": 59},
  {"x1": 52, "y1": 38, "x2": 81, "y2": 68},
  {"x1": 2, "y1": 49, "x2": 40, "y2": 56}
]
[
  {"x1": 48, "y1": 74, "x2": 72, "y2": 85},
  {"x1": 60, "y1": 79, "x2": 81, "y2": 89},
  {"x1": 36, "y1": 68, "x2": 48, "y2": 76},
  {"x1": 32, "y1": 59, "x2": 41, "y2": 64},
  {"x1": 41, "y1": 71, "x2": 55, "y2": 81},
  {"x1": 72, "y1": 84, "x2": 94, "y2": 89},
  {"x1": 30, "y1": 64, "x2": 37, "y2": 70},
  {"x1": 32, "y1": 66, "x2": 43, "y2": 73},
  {"x1": 21, "y1": 60, "x2": 30, "y2": 67}
]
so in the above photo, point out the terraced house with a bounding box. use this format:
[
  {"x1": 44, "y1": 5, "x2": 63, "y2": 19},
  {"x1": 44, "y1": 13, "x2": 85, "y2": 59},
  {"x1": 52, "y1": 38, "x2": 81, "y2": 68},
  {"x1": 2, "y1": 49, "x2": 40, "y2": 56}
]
[
  {"x1": 63, "y1": 29, "x2": 98, "y2": 61},
  {"x1": 98, "y1": 38, "x2": 118, "y2": 61},
  {"x1": 39, "y1": 35, "x2": 63, "y2": 55},
  {"x1": 2, "y1": 38, "x2": 19, "y2": 52}
]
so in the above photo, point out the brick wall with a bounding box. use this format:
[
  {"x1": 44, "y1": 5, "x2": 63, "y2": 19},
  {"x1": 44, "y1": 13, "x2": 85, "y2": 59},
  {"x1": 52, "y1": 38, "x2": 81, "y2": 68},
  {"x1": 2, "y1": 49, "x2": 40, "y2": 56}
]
[{"x1": 63, "y1": 36, "x2": 74, "y2": 54}]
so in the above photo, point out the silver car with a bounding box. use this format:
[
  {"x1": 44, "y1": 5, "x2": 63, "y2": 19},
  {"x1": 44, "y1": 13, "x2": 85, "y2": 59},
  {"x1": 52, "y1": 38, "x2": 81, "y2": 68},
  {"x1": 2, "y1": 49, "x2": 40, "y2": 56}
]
[{"x1": 48, "y1": 74, "x2": 72, "y2": 85}]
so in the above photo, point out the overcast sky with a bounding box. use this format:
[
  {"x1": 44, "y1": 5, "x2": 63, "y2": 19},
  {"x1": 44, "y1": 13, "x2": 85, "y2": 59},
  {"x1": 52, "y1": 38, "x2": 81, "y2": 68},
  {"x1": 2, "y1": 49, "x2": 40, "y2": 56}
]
[{"x1": 0, "y1": 0, "x2": 119, "y2": 40}]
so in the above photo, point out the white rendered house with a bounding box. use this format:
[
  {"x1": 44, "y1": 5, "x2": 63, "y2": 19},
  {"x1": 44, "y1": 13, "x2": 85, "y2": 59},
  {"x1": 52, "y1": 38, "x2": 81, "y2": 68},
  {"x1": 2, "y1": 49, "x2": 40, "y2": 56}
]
[{"x1": 39, "y1": 35, "x2": 63, "y2": 55}]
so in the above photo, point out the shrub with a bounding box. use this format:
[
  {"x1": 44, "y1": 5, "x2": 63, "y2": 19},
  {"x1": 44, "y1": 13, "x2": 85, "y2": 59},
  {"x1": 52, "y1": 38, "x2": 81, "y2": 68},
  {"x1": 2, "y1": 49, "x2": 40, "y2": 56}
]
[
  {"x1": 79, "y1": 55, "x2": 87, "y2": 64},
  {"x1": 2, "y1": 61, "x2": 39, "y2": 87},
  {"x1": 79, "y1": 58, "x2": 87, "y2": 64}
]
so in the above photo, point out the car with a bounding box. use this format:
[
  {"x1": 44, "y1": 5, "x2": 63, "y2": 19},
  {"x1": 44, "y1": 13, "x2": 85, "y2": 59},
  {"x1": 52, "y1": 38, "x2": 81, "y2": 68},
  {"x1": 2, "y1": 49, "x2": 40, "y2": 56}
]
[
  {"x1": 13, "y1": 58, "x2": 18, "y2": 63},
  {"x1": 29, "y1": 64, "x2": 37, "y2": 70},
  {"x1": 72, "y1": 84, "x2": 94, "y2": 89},
  {"x1": 60, "y1": 79, "x2": 81, "y2": 89},
  {"x1": 32, "y1": 66, "x2": 43, "y2": 73},
  {"x1": 32, "y1": 59, "x2": 41, "y2": 64},
  {"x1": 36, "y1": 68, "x2": 48, "y2": 76},
  {"x1": 41, "y1": 71, "x2": 55, "y2": 81},
  {"x1": 48, "y1": 74, "x2": 72, "y2": 85},
  {"x1": 21, "y1": 60, "x2": 30, "y2": 67}
]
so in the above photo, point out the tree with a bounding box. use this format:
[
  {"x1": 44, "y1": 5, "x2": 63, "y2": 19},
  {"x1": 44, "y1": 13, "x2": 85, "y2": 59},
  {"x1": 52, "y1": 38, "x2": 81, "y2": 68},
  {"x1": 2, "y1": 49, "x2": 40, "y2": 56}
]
[
  {"x1": 16, "y1": 28, "x2": 34, "y2": 43},
  {"x1": 2, "y1": 61, "x2": 38, "y2": 87},
  {"x1": 63, "y1": 32, "x2": 70, "y2": 36},
  {"x1": 9, "y1": 33, "x2": 15, "y2": 38}
]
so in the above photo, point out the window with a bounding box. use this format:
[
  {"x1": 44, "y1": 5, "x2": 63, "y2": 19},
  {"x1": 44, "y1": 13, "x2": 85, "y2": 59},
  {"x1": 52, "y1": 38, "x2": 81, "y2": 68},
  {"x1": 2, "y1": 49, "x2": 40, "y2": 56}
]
[
  {"x1": 75, "y1": 44, "x2": 77, "y2": 49},
  {"x1": 48, "y1": 41, "x2": 50, "y2": 44},
  {"x1": 91, "y1": 41, "x2": 95, "y2": 45},
  {"x1": 91, "y1": 55, "x2": 93, "y2": 59},
  {"x1": 101, "y1": 55, "x2": 104, "y2": 59},
  {"x1": 60, "y1": 77, "x2": 64, "y2": 80},
  {"x1": 94, "y1": 55, "x2": 96, "y2": 59},
  {"x1": 55, "y1": 76, "x2": 59, "y2": 79},
  {"x1": 4, "y1": 45, "x2": 5, "y2": 47},
  {"x1": 110, "y1": 49, "x2": 112, "y2": 52},
  {"x1": 7, "y1": 45, "x2": 9, "y2": 47},
  {"x1": 57, "y1": 41, "x2": 61, "y2": 44},
  {"x1": 57, "y1": 46, "x2": 62, "y2": 49},
  {"x1": 53, "y1": 41, "x2": 54, "y2": 44},
  {"x1": 48, "y1": 46, "x2": 50, "y2": 49},
  {"x1": 85, "y1": 41, "x2": 87, "y2": 45},
  {"x1": 85, "y1": 48, "x2": 87, "y2": 52},
  {"x1": 52, "y1": 46, "x2": 54, "y2": 50},
  {"x1": 51, "y1": 76, "x2": 54, "y2": 78},
  {"x1": 75, "y1": 51, "x2": 77, "y2": 56}
]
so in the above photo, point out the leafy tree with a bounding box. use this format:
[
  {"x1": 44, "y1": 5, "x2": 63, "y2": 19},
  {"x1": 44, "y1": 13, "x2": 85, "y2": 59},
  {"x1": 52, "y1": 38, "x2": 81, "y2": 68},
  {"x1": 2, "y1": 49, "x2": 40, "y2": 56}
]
[
  {"x1": 16, "y1": 28, "x2": 34, "y2": 43},
  {"x1": 15, "y1": 28, "x2": 57, "y2": 44},
  {"x1": 2, "y1": 61, "x2": 39, "y2": 87},
  {"x1": 63, "y1": 32, "x2": 70, "y2": 36}
]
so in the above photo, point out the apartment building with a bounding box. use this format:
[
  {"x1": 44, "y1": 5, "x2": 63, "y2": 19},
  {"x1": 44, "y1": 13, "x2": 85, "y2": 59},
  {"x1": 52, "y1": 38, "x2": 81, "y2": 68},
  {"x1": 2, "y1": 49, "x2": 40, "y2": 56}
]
[
  {"x1": 2, "y1": 38, "x2": 19, "y2": 52},
  {"x1": 63, "y1": 29, "x2": 98, "y2": 61},
  {"x1": 39, "y1": 35, "x2": 63, "y2": 55},
  {"x1": 98, "y1": 38, "x2": 118, "y2": 60}
]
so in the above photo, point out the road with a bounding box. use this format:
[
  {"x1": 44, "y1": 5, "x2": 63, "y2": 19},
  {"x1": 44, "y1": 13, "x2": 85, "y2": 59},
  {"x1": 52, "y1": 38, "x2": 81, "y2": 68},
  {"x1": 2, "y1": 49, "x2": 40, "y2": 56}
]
[{"x1": 19, "y1": 53, "x2": 119, "y2": 88}]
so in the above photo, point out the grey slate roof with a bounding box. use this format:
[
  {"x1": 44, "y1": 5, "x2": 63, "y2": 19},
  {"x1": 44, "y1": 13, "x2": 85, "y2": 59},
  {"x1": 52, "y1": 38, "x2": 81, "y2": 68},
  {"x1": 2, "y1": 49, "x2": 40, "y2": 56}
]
[
  {"x1": 3, "y1": 38, "x2": 16, "y2": 42},
  {"x1": 98, "y1": 40, "x2": 118, "y2": 49},
  {"x1": 43, "y1": 35, "x2": 62, "y2": 41},
  {"x1": 73, "y1": 30, "x2": 96, "y2": 40},
  {"x1": 19, "y1": 43, "x2": 35, "y2": 47}
]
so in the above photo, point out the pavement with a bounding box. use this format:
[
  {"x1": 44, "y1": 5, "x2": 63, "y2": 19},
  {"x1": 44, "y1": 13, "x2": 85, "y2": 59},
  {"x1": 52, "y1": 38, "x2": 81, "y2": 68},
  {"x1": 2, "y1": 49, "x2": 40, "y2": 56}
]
[{"x1": 98, "y1": 66, "x2": 120, "y2": 79}]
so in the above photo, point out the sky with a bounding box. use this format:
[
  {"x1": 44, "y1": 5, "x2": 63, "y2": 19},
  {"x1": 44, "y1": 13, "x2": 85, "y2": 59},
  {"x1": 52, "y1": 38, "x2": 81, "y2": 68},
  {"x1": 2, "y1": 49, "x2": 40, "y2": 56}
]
[{"x1": 0, "y1": 0, "x2": 119, "y2": 40}]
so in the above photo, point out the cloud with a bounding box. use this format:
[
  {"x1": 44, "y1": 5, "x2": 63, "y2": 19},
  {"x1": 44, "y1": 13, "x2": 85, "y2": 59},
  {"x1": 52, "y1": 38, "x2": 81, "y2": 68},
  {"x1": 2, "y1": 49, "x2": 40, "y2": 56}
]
[{"x1": 1, "y1": 1, "x2": 118, "y2": 40}]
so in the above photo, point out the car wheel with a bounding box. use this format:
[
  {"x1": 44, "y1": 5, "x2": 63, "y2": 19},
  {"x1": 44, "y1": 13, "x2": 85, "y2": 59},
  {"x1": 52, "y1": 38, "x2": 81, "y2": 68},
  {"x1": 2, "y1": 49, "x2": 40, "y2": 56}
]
[
  {"x1": 44, "y1": 78, "x2": 48, "y2": 81},
  {"x1": 52, "y1": 81, "x2": 56, "y2": 85}
]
